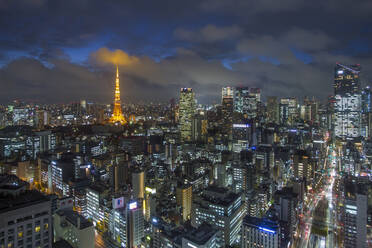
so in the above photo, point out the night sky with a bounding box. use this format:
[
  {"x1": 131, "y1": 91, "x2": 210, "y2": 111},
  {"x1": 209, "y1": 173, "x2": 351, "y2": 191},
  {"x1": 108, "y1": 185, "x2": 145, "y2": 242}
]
[{"x1": 1, "y1": 0, "x2": 372, "y2": 104}]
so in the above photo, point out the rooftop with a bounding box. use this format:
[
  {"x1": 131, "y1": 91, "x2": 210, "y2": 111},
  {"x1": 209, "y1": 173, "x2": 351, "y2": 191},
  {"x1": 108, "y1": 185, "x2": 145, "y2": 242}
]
[
  {"x1": 243, "y1": 216, "x2": 279, "y2": 234},
  {"x1": 0, "y1": 189, "x2": 50, "y2": 214},
  {"x1": 56, "y1": 209, "x2": 93, "y2": 230},
  {"x1": 183, "y1": 223, "x2": 219, "y2": 245}
]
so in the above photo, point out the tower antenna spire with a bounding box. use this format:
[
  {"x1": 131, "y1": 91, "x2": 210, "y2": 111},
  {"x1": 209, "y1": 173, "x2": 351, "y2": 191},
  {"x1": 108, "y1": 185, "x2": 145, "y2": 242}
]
[{"x1": 109, "y1": 65, "x2": 127, "y2": 125}]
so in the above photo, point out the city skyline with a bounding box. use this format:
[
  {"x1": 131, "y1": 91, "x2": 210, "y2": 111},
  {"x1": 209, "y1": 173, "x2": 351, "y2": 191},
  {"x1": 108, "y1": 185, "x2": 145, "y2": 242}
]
[{"x1": 0, "y1": 2, "x2": 371, "y2": 248}]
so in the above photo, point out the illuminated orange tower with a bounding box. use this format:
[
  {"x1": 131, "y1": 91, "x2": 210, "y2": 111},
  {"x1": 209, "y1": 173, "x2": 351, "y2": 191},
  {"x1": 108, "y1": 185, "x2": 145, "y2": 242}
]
[{"x1": 109, "y1": 66, "x2": 127, "y2": 125}]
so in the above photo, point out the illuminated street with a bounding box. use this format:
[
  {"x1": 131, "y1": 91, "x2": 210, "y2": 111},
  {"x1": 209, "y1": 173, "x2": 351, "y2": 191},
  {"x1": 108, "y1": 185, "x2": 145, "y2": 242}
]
[{"x1": 293, "y1": 143, "x2": 340, "y2": 248}]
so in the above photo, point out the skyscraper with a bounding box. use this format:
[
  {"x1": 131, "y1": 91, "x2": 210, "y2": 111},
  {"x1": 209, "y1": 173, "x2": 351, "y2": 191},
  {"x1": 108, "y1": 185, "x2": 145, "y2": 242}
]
[
  {"x1": 361, "y1": 86, "x2": 372, "y2": 138},
  {"x1": 222, "y1": 86, "x2": 234, "y2": 100},
  {"x1": 333, "y1": 63, "x2": 362, "y2": 139},
  {"x1": 176, "y1": 184, "x2": 192, "y2": 222},
  {"x1": 334, "y1": 63, "x2": 361, "y2": 95},
  {"x1": 109, "y1": 66, "x2": 127, "y2": 125},
  {"x1": 280, "y1": 97, "x2": 298, "y2": 125},
  {"x1": 267, "y1": 96, "x2": 279, "y2": 124},
  {"x1": 234, "y1": 87, "x2": 249, "y2": 114},
  {"x1": 132, "y1": 169, "x2": 145, "y2": 199},
  {"x1": 179, "y1": 88, "x2": 196, "y2": 142}
]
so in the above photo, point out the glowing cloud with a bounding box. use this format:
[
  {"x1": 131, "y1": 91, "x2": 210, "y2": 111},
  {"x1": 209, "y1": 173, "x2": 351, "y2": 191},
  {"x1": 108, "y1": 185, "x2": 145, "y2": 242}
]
[{"x1": 91, "y1": 47, "x2": 139, "y2": 66}]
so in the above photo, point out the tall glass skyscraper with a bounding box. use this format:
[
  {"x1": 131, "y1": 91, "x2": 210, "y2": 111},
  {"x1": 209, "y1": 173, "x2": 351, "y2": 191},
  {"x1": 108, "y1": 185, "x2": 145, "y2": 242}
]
[{"x1": 333, "y1": 63, "x2": 362, "y2": 139}]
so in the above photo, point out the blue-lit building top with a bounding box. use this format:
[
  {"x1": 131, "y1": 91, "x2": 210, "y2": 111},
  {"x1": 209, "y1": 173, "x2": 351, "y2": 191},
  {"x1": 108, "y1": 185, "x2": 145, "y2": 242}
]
[
  {"x1": 241, "y1": 216, "x2": 280, "y2": 248},
  {"x1": 243, "y1": 216, "x2": 279, "y2": 234}
]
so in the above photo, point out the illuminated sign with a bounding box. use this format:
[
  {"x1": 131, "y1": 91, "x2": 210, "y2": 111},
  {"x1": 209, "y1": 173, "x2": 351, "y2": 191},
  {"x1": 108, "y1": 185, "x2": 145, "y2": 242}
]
[
  {"x1": 259, "y1": 227, "x2": 276, "y2": 234},
  {"x1": 187, "y1": 243, "x2": 198, "y2": 248},
  {"x1": 313, "y1": 140, "x2": 324, "y2": 144},
  {"x1": 129, "y1": 201, "x2": 137, "y2": 210},
  {"x1": 233, "y1": 124, "x2": 250, "y2": 128},
  {"x1": 145, "y1": 187, "x2": 156, "y2": 194},
  {"x1": 337, "y1": 70, "x2": 344, "y2": 75},
  {"x1": 112, "y1": 197, "x2": 125, "y2": 209},
  {"x1": 152, "y1": 217, "x2": 158, "y2": 223}
]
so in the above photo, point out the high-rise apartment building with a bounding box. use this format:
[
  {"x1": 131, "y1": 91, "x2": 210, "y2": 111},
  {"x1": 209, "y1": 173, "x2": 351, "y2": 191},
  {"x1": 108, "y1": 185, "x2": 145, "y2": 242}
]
[
  {"x1": 179, "y1": 88, "x2": 196, "y2": 142},
  {"x1": 334, "y1": 63, "x2": 362, "y2": 139},
  {"x1": 176, "y1": 184, "x2": 192, "y2": 222}
]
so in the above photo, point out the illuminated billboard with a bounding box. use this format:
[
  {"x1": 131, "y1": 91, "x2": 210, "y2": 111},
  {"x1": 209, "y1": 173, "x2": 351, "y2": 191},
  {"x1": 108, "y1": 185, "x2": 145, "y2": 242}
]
[
  {"x1": 112, "y1": 197, "x2": 124, "y2": 209},
  {"x1": 129, "y1": 201, "x2": 137, "y2": 210}
]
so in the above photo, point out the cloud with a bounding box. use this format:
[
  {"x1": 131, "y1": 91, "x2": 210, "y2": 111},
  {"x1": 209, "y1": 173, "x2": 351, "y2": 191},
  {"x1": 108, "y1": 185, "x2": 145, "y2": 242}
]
[
  {"x1": 1, "y1": 0, "x2": 372, "y2": 104},
  {"x1": 90, "y1": 47, "x2": 139, "y2": 66},
  {"x1": 174, "y1": 25, "x2": 243, "y2": 42}
]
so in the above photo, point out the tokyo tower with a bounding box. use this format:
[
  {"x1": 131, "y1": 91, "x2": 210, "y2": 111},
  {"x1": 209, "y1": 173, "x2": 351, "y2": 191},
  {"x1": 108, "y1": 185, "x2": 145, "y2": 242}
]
[{"x1": 109, "y1": 66, "x2": 127, "y2": 125}]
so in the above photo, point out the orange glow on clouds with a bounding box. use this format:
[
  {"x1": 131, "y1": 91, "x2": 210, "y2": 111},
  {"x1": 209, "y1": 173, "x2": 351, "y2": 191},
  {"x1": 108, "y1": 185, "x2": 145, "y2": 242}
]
[{"x1": 92, "y1": 47, "x2": 139, "y2": 66}]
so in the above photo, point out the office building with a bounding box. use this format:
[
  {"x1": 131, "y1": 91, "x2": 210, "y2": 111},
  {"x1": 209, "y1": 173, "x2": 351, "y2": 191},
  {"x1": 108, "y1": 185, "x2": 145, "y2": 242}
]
[
  {"x1": 293, "y1": 150, "x2": 311, "y2": 180},
  {"x1": 222, "y1": 87, "x2": 234, "y2": 100},
  {"x1": 232, "y1": 163, "x2": 247, "y2": 193},
  {"x1": 334, "y1": 63, "x2": 362, "y2": 139},
  {"x1": 176, "y1": 184, "x2": 192, "y2": 222},
  {"x1": 192, "y1": 186, "x2": 246, "y2": 247},
  {"x1": 241, "y1": 216, "x2": 280, "y2": 248},
  {"x1": 181, "y1": 223, "x2": 221, "y2": 248},
  {"x1": 54, "y1": 209, "x2": 94, "y2": 248},
  {"x1": 85, "y1": 184, "x2": 107, "y2": 227},
  {"x1": 0, "y1": 175, "x2": 52, "y2": 248},
  {"x1": 179, "y1": 88, "x2": 196, "y2": 142},
  {"x1": 234, "y1": 87, "x2": 249, "y2": 114},
  {"x1": 221, "y1": 87, "x2": 234, "y2": 133},
  {"x1": 267, "y1": 96, "x2": 279, "y2": 124},
  {"x1": 280, "y1": 98, "x2": 298, "y2": 125},
  {"x1": 132, "y1": 169, "x2": 145, "y2": 199},
  {"x1": 343, "y1": 178, "x2": 367, "y2": 248},
  {"x1": 361, "y1": 86, "x2": 372, "y2": 138}
]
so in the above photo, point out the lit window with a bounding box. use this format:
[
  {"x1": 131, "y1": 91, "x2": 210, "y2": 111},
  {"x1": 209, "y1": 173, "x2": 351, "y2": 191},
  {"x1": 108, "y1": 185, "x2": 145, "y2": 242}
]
[
  {"x1": 44, "y1": 223, "x2": 48, "y2": 229},
  {"x1": 35, "y1": 226, "x2": 40, "y2": 232},
  {"x1": 18, "y1": 232, "x2": 23, "y2": 238}
]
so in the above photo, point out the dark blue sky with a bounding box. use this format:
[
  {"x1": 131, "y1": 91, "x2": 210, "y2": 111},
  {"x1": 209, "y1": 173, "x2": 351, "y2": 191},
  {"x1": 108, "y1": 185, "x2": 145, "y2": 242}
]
[{"x1": 0, "y1": 0, "x2": 372, "y2": 103}]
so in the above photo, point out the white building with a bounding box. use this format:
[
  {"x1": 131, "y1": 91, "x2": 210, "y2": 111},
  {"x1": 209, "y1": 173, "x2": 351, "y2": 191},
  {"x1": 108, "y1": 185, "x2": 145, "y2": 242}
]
[
  {"x1": 334, "y1": 94, "x2": 361, "y2": 139},
  {"x1": 241, "y1": 216, "x2": 280, "y2": 248},
  {"x1": 54, "y1": 209, "x2": 94, "y2": 248}
]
